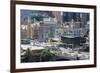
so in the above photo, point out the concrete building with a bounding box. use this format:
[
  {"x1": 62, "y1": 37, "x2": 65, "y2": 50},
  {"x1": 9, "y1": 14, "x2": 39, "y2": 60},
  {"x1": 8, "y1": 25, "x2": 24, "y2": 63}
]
[
  {"x1": 38, "y1": 17, "x2": 57, "y2": 42},
  {"x1": 52, "y1": 11, "x2": 62, "y2": 24},
  {"x1": 21, "y1": 24, "x2": 28, "y2": 39}
]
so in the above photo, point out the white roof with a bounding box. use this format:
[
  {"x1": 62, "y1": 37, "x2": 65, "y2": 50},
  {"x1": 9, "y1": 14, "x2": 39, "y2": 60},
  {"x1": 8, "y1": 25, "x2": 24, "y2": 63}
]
[{"x1": 21, "y1": 45, "x2": 45, "y2": 50}]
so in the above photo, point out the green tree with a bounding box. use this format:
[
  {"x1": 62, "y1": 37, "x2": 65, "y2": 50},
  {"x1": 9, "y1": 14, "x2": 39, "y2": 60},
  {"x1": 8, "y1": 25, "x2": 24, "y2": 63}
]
[
  {"x1": 24, "y1": 48, "x2": 33, "y2": 62},
  {"x1": 40, "y1": 49, "x2": 55, "y2": 61}
]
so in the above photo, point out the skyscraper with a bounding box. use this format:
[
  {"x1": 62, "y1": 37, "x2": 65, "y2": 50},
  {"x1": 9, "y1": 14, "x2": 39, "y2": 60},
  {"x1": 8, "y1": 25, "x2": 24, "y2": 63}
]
[{"x1": 52, "y1": 11, "x2": 63, "y2": 27}]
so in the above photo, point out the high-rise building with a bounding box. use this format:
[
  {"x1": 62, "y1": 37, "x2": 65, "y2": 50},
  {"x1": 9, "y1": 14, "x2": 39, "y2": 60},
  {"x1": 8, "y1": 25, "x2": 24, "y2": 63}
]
[
  {"x1": 38, "y1": 17, "x2": 57, "y2": 42},
  {"x1": 21, "y1": 24, "x2": 28, "y2": 39},
  {"x1": 63, "y1": 12, "x2": 80, "y2": 22},
  {"x1": 52, "y1": 11, "x2": 63, "y2": 27},
  {"x1": 80, "y1": 13, "x2": 89, "y2": 27}
]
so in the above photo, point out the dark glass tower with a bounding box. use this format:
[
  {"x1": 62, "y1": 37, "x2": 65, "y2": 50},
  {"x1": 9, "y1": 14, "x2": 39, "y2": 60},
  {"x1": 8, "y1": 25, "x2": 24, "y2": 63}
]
[
  {"x1": 63, "y1": 12, "x2": 89, "y2": 21},
  {"x1": 63, "y1": 12, "x2": 80, "y2": 22}
]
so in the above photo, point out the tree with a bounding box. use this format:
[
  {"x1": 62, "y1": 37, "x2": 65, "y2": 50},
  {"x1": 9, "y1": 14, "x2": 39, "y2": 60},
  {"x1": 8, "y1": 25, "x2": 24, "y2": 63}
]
[
  {"x1": 24, "y1": 48, "x2": 33, "y2": 62},
  {"x1": 40, "y1": 49, "x2": 55, "y2": 61}
]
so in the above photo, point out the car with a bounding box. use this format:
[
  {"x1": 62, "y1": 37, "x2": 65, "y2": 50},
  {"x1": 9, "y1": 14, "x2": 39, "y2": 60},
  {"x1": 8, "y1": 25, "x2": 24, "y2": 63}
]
[{"x1": 21, "y1": 39, "x2": 31, "y2": 45}]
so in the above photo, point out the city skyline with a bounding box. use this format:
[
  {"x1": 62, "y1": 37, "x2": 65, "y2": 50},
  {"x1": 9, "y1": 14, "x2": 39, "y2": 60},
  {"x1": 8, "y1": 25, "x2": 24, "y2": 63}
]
[
  {"x1": 20, "y1": 9, "x2": 90, "y2": 63},
  {"x1": 21, "y1": 10, "x2": 89, "y2": 24}
]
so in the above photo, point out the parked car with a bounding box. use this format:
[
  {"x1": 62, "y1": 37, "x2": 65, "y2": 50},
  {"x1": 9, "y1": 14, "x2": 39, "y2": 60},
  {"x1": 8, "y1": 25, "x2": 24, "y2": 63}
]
[{"x1": 21, "y1": 39, "x2": 31, "y2": 45}]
